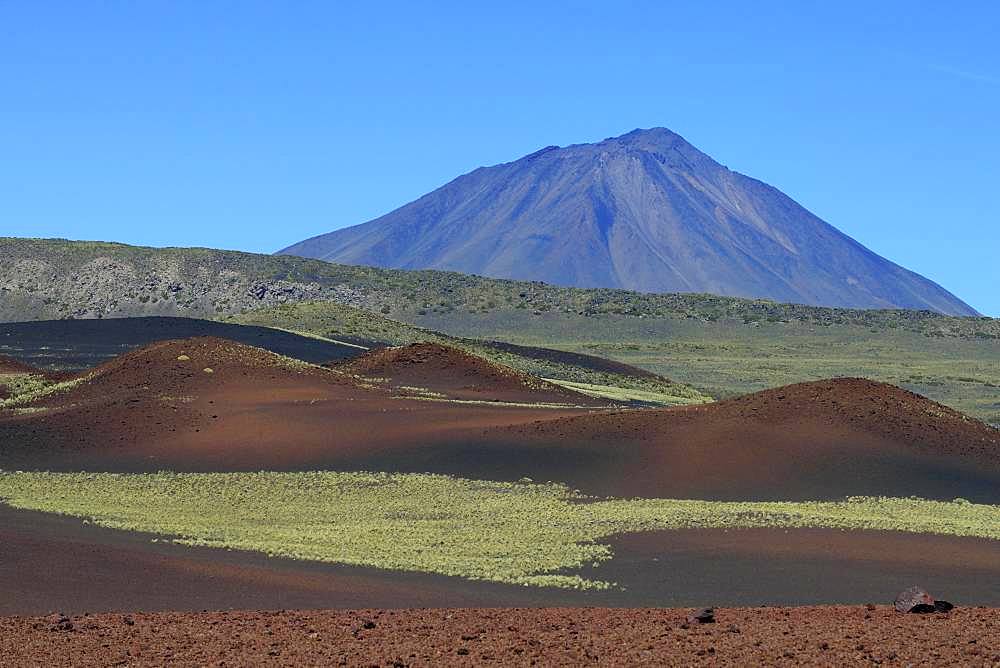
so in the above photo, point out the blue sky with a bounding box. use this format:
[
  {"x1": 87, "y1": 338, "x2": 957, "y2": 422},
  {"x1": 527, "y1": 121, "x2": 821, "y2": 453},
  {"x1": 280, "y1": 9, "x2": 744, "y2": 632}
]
[{"x1": 2, "y1": 2, "x2": 997, "y2": 315}]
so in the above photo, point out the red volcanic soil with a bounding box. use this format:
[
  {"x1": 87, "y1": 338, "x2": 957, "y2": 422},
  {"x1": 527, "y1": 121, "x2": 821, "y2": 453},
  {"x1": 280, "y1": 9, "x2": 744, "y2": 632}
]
[
  {"x1": 0, "y1": 337, "x2": 595, "y2": 472},
  {"x1": 3, "y1": 606, "x2": 999, "y2": 667},
  {"x1": 331, "y1": 342, "x2": 598, "y2": 404},
  {"x1": 530, "y1": 377, "x2": 1000, "y2": 460},
  {"x1": 477, "y1": 377, "x2": 1000, "y2": 501},
  {"x1": 0, "y1": 354, "x2": 39, "y2": 375},
  {"x1": 3, "y1": 343, "x2": 999, "y2": 502}
]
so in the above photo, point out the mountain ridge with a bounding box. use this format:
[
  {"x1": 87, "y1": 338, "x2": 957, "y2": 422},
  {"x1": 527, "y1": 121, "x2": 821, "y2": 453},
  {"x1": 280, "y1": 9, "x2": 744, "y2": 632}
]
[{"x1": 280, "y1": 128, "x2": 977, "y2": 316}]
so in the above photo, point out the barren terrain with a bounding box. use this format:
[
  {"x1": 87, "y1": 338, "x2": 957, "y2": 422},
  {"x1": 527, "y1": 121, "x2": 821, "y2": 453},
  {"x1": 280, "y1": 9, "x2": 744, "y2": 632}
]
[
  {"x1": 3, "y1": 606, "x2": 998, "y2": 667},
  {"x1": 1, "y1": 325, "x2": 999, "y2": 666},
  {"x1": 330, "y1": 342, "x2": 600, "y2": 404}
]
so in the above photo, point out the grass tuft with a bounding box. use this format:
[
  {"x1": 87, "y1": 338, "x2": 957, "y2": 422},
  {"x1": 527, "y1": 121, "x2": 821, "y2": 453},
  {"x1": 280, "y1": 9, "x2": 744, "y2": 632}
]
[{"x1": 0, "y1": 374, "x2": 91, "y2": 409}]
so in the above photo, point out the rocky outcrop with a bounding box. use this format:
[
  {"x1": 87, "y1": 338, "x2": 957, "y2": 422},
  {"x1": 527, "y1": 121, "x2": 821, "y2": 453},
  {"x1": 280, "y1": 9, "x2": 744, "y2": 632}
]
[{"x1": 0, "y1": 240, "x2": 380, "y2": 322}]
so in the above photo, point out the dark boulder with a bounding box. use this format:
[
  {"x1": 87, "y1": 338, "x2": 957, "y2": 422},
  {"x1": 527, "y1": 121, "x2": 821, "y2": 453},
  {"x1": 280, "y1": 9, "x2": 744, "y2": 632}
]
[
  {"x1": 687, "y1": 607, "x2": 716, "y2": 624},
  {"x1": 894, "y1": 586, "x2": 954, "y2": 614}
]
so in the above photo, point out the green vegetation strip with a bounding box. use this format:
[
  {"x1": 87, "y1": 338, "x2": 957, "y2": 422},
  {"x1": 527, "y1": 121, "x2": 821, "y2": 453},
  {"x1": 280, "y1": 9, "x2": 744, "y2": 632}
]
[
  {"x1": 0, "y1": 471, "x2": 997, "y2": 590},
  {"x1": 543, "y1": 378, "x2": 711, "y2": 406},
  {"x1": 0, "y1": 374, "x2": 90, "y2": 409}
]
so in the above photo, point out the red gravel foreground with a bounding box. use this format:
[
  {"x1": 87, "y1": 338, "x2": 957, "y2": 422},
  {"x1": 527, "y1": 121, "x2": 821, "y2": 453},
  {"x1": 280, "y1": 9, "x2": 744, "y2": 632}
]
[{"x1": 2, "y1": 607, "x2": 998, "y2": 667}]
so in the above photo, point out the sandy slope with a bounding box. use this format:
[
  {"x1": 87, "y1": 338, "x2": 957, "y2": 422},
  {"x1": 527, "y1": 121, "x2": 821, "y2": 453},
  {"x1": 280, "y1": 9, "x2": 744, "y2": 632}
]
[
  {"x1": 2, "y1": 342, "x2": 998, "y2": 501},
  {"x1": 331, "y1": 341, "x2": 599, "y2": 404},
  {"x1": 475, "y1": 377, "x2": 1000, "y2": 500},
  {"x1": 0, "y1": 337, "x2": 596, "y2": 472}
]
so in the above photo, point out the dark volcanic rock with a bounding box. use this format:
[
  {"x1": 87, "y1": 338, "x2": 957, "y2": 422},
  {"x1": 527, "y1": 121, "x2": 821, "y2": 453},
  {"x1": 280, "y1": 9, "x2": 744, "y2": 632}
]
[
  {"x1": 895, "y1": 586, "x2": 954, "y2": 614},
  {"x1": 280, "y1": 128, "x2": 977, "y2": 315},
  {"x1": 688, "y1": 607, "x2": 716, "y2": 624}
]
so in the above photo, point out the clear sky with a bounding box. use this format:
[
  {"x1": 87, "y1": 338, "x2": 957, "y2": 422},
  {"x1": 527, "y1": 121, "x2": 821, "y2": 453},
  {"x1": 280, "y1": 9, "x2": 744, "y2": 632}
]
[{"x1": 2, "y1": 2, "x2": 997, "y2": 315}]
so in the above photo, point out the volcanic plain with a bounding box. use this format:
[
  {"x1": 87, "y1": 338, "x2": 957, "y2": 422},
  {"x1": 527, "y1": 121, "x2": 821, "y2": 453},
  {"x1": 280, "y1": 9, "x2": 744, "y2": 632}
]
[{"x1": 1, "y1": 317, "x2": 998, "y2": 665}]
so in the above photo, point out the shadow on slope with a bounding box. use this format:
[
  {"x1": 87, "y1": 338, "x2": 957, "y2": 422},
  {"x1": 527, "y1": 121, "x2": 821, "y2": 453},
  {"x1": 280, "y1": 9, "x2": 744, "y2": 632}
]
[{"x1": 352, "y1": 378, "x2": 1000, "y2": 503}]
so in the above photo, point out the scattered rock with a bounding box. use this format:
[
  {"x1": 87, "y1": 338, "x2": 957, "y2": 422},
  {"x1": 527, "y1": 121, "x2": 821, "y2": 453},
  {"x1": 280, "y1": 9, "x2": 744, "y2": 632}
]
[
  {"x1": 894, "y1": 586, "x2": 955, "y2": 614},
  {"x1": 687, "y1": 608, "x2": 716, "y2": 624},
  {"x1": 47, "y1": 614, "x2": 74, "y2": 632}
]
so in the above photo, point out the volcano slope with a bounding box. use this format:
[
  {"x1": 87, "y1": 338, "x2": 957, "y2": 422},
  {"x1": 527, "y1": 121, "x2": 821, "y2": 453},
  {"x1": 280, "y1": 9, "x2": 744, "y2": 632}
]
[
  {"x1": 474, "y1": 378, "x2": 1000, "y2": 502},
  {"x1": 2, "y1": 342, "x2": 997, "y2": 506},
  {"x1": 318, "y1": 377, "x2": 1000, "y2": 503},
  {"x1": 0, "y1": 336, "x2": 599, "y2": 472},
  {"x1": 330, "y1": 342, "x2": 602, "y2": 405}
]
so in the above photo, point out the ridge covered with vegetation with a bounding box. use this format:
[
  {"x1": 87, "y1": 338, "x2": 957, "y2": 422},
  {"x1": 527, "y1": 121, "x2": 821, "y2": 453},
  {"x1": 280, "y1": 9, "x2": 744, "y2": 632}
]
[{"x1": 2, "y1": 237, "x2": 997, "y2": 338}]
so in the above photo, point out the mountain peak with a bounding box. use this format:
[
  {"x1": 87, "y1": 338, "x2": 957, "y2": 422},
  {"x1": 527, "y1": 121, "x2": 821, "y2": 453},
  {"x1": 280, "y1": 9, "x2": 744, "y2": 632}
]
[
  {"x1": 613, "y1": 126, "x2": 684, "y2": 143},
  {"x1": 587, "y1": 127, "x2": 716, "y2": 173},
  {"x1": 279, "y1": 132, "x2": 977, "y2": 316},
  {"x1": 602, "y1": 127, "x2": 691, "y2": 151}
]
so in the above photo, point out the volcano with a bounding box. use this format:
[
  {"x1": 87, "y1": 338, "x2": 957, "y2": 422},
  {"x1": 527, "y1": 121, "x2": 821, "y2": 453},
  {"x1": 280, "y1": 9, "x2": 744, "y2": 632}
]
[{"x1": 281, "y1": 128, "x2": 976, "y2": 315}]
